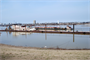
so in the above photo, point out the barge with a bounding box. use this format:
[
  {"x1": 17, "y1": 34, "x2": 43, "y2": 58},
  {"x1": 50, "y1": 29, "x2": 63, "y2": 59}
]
[
  {"x1": 35, "y1": 26, "x2": 72, "y2": 30},
  {"x1": 0, "y1": 30, "x2": 90, "y2": 35}
]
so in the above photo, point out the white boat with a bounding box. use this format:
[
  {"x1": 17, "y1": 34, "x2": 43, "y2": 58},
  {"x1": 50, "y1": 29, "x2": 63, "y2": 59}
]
[{"x1": 12, "y1": 25, "x2": 36, "y2": 31}]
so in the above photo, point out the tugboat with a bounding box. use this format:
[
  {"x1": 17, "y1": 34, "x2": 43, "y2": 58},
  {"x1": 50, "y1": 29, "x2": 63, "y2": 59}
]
[{"x1": 11, "y1": 25, "x2": 36, "y2": 31}]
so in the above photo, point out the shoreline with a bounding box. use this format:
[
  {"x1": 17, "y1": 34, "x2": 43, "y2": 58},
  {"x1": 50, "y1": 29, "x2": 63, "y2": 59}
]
[
  {"x1": 0, "y1": 43, "x2": 90, "y2": 60},
  {"x1": 0, "y1": 44, "x2": 90, "y2": 50}
]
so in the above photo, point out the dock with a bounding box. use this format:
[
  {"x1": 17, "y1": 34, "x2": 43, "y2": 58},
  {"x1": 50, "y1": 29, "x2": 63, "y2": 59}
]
[{"x1": 0, "y1": 30, "x2": 90, "y2": 35}]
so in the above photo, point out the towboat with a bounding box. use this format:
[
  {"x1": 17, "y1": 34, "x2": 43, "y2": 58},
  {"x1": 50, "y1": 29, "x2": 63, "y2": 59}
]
[{"x1": 11, "y1": 25, "x2": 36, "y2": 31}]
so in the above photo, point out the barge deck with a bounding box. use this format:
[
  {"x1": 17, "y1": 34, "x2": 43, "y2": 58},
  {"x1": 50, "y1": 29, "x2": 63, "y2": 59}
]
[{"x1": 0, "y1": 30, "x2": 90, "y2": 35}]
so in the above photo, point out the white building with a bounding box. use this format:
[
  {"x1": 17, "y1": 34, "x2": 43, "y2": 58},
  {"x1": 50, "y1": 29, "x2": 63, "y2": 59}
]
[{"x1": 33, "y1": 20, "x2": 36, "y2": 24}]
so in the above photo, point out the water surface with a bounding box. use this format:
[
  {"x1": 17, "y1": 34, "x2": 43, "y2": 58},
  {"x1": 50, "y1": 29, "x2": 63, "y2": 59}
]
[{"x1": 0, "y1": 32, "x2": 90, "y2": 49}]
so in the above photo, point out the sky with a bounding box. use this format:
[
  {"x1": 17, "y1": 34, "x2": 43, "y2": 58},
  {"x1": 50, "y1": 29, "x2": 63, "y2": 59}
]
[{"x1": 0, "y1": 0, "x2": 90, "y2": 23}]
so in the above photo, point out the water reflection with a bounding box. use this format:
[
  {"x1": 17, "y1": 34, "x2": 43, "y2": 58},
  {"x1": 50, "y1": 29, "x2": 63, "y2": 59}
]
[
  {"x1": 0, "y1": 32, "x2": 90, "y2": 49},
  {"x1": 12, "y1": 32, "x2": 32, "y2": 37},
  {"x1": 9, "y1": 32, "x2": 11, "y2": 34},
  {"x1": 45, "y1": 33, "x2": 47, "y2": 40},
  {"x1": 73, "y1": 34, "x2": 75, "y2": 42},
  {"x1": 9, "y1": 32, "x2": 89, "y2": 43},
  {"x1": 6, "y1": 32, "x2": 8, "y2": 37}
]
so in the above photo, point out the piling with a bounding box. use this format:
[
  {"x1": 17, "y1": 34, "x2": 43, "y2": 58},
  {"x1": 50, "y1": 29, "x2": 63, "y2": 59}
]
[
  {"x1": 45, "y1": 24, "x2": 47, "y2": 40},
  {"x1": 73, "y1": 24, "x2": 75, "y2": 32},
  {"x1": 45, "y1": 24, "x2": 46, "y2": 32}
]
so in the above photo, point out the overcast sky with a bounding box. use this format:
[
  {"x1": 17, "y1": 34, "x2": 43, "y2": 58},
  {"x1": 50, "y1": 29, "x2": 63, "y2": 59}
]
[{"x1": 0, "y1": 0, "x2": 90, "y2": 23}]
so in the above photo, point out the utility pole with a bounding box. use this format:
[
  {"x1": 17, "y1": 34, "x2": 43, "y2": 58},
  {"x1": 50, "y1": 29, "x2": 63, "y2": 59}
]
[{"x1": 45, "y1": 24, "x2": 47, "y2": 40}]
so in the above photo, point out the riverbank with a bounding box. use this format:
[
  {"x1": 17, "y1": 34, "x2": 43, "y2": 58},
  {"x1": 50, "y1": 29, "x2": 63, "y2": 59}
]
[{"x1": 0, "y1": 44, "x2": 90, "y2": 60}]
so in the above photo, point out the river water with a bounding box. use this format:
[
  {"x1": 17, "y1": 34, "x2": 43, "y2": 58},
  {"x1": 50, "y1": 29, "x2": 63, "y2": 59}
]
[{"x1": 0, "y1": 25, "x2": 90, "y2": 49}]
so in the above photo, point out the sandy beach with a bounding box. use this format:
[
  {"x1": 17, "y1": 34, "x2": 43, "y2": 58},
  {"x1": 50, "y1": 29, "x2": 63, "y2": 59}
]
[{"x1": 0, "y1": 44, "x2": 90, "y2": 60}]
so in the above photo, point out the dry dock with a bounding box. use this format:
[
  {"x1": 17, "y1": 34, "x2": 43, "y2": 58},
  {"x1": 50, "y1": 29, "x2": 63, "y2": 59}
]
[{"x1": 0, "y1": 30, "x2": 90, "y2": 35}]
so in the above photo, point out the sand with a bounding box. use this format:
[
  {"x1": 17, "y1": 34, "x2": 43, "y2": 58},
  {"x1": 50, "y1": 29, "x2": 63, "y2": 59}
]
[{"x1": 0, "y1": 44, "x2": 90, "y2": 60}]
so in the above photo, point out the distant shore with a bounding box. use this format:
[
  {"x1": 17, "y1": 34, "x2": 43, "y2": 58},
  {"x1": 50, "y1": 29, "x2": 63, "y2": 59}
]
[{"x1": 0, "y1": 44, "x2": 90, "y2": 60}]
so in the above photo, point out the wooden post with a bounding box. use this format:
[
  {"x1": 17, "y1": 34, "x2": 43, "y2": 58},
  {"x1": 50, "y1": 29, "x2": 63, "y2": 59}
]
[
  {"x1": 45, "y1": 24, "x2": 47, "y2": 40},
  {"x1": 9, "y1": 25, "x2": 10, "y2": 30},
  {"x1": 73, "y1": 24, "x2": 75, "y2": 42},
  {"x1": 45, "y1": 24, "x2": 46, "y2": 31},
  {"x1": 25, "y1": 25, "x2": 26, "y2": 31},
  {"x1": 73, "y1": 24, "x2": 74, "y2": 32}
]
